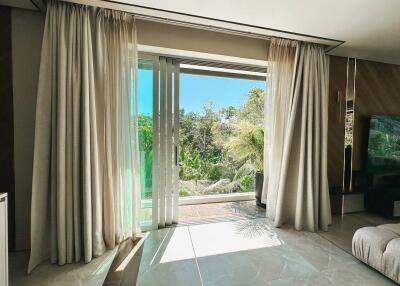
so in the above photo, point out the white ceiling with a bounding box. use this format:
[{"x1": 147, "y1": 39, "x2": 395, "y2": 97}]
[{"x1": 120, "y1": 0, "x2": 400, "y2": 65}]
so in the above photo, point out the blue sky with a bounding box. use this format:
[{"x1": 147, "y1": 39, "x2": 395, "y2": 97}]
[{"x1": 138, "y1": 69, "x2": 265, "y2": 115}]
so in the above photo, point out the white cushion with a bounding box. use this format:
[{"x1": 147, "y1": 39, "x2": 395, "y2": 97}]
[{"x1": 352, "y1": 223, "x2": 400, "y2": 284}]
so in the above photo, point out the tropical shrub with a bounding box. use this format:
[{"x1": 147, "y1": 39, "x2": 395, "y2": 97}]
[{"x1": 137, "y1": 87, "x2": 265, "y2": 197}]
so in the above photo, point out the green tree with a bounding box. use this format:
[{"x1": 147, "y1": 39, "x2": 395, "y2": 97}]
[
  {"x1": 138, "y1": 114, "x2": 153, "y2": 152},
  {"x1": 176, "y1": 87, "x2": 266, "y2": 195},
  {"x1": 137, "y1": 114, "x2": 153, "y2": 198},
  {"x1": 236, "y1": 87, "x2": 264, "y2": 125},
  {"x1": 225, "y1": 122, "x2": 264, "y2": 171}
]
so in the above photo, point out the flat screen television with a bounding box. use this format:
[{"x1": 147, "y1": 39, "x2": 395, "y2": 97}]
[{"x1": 367, "y1": 115, "x2": 400, "y2": 171}]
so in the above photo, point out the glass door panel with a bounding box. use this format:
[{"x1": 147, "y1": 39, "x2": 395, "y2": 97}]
[
  {"x1": 138, "y1": 55, "x2": 180, "y2": 229},
  {"x1": 138, "y1": 57, "x2": 154, "y2": 229}
]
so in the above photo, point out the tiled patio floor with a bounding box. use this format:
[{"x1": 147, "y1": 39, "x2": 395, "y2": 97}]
[{"x1": 177, "y1": 200, "x2": 266, "y2": 226}]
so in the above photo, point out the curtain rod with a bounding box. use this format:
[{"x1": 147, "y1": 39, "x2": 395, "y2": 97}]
[{"x1": 60, "y1": 0, "x2": 345, "y2": 51}]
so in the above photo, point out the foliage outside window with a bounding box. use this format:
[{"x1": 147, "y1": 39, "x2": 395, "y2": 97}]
[{"x1": 179, "y1": 87, "x2": 265, "y2": 197}]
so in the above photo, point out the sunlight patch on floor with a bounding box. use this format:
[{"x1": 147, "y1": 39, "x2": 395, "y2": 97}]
[
  {"x1": 159, "y1": 227, "x2": 196, "y2": 263},
  {"x1": 160, "y1": 220, "x2": 283, "y2": 264}
]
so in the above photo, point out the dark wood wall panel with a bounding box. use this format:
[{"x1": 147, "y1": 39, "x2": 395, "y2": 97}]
[
  {"x1": 328, "y1": 56, "x2": 347, "y2": 188},
  {"x1": 353, "y1": 60, "x2": 400, "y2": 171},
  {"x1": 0, "y1": 5, "x2": 15, "y2": 251}
]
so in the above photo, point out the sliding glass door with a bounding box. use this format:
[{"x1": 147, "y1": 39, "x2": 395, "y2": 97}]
[
  {"x1": 138, "y1": 55, "x2": 180, "y2": 230},
  {"x1": 156, "y1": 57, "x2": 180, "y2": 228},
  {"x1": 137, "y1": 57, "x2": 154, "y2": 229},
  {"x1": 138, "y1": 54, "x2": 266, "y2": 229}
]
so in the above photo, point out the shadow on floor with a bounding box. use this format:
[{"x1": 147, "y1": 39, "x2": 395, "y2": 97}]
[{"x1": 103, "y1": 238, "x2": 142, "y2": 286}]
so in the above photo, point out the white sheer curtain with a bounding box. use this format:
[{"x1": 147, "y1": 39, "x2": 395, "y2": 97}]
[
  {"x1": 263, "y1": 38, "x2": 331, "y2": 232},
  {"x1": 28, "y1": 1, "x2": 140, "y2": 273}
]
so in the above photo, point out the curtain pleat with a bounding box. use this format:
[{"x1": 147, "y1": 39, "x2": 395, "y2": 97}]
[
  {"x1": 264, "y1": 38, "x2": 331, "y2": 232},
  {"x1": 28, "y1": 1, "x2": 140, "y2": 273}
]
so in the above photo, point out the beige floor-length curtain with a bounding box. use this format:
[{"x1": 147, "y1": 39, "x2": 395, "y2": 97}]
[
  {"x1": 263, "y1": 38, "x2": 331, "y2": 232},
  {"x1": 28, "y1": 1, "x2": 140, "y2": 273}
]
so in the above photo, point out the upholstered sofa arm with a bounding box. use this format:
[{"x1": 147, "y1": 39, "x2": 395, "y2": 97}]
[{"x1": 352, "y1": 223, "x2": 400, "y2": 284}]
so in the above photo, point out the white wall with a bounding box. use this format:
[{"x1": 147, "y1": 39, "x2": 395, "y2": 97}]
[
  {"x1": 12, "y1": 8, "x2": 44, "y2": 250},
  {"x1": 136, "y1": 20, "x2": 268, "y2": 61}
]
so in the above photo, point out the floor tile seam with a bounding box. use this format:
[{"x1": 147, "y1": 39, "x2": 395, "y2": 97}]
[
  {"x1": 316, "y1": 232, "x2": 352, "y2": 255},
  {"x1": 187, "y1": 226, "x2": 205, "y2": 286}
]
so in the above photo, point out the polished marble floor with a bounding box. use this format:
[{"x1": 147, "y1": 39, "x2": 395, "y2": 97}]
[
  {"x1": 9, "y1": 205, "x2": 399, "y2": 286},
  {"x1": 115, "y1": 217, "x2": 396, "y2": 286},
  {"x1": 318, "y1": 211, "x2": 400, "y2": 253},
  {"x1": 9, "y1": 248, "x2": 117, "y2": 286}
]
